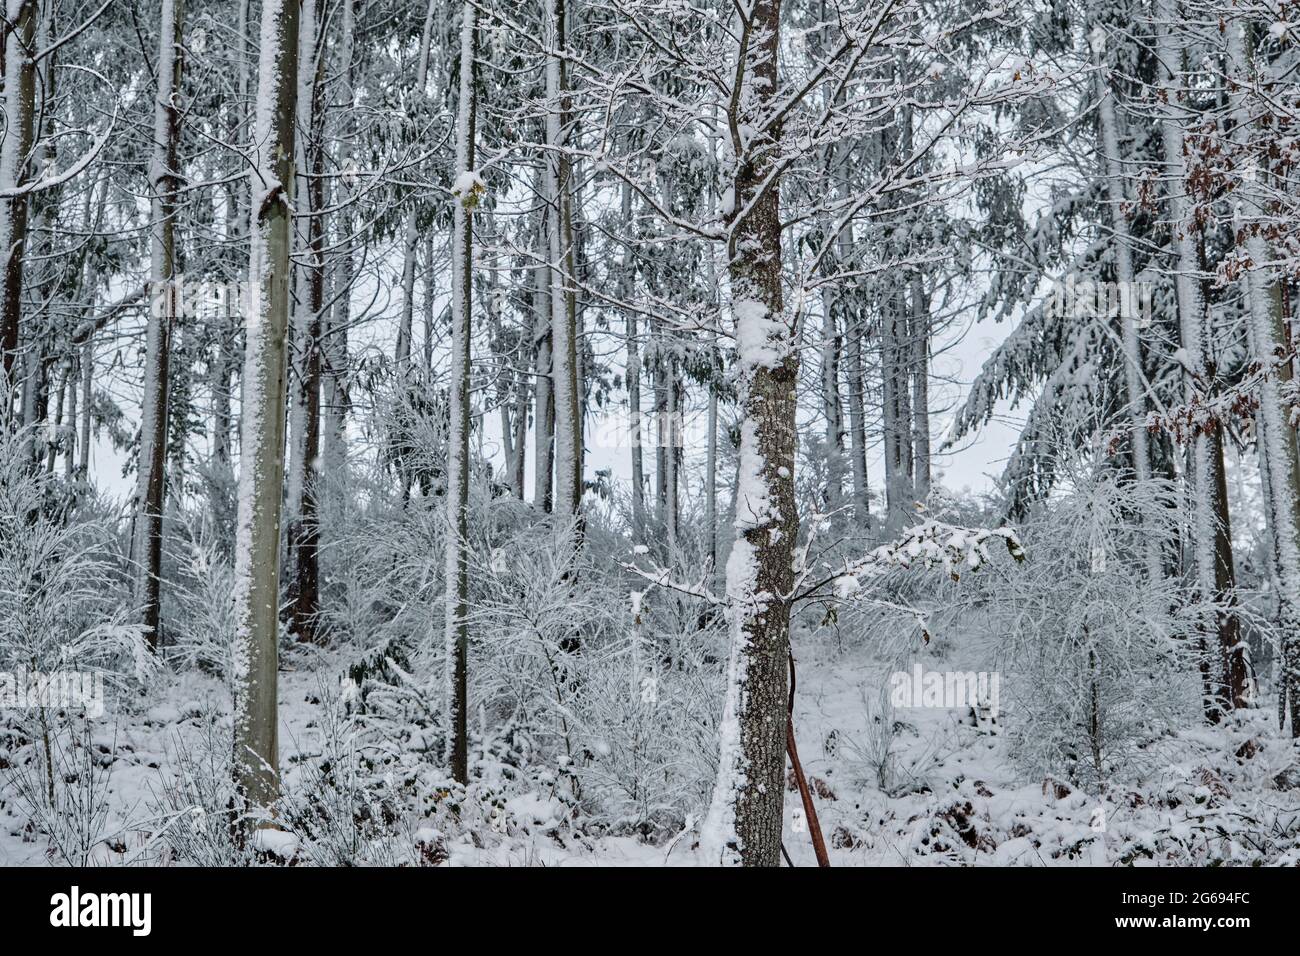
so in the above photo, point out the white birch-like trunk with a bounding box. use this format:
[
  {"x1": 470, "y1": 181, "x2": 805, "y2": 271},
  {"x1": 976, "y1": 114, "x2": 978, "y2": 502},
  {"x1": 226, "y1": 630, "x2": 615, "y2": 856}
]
[
  {"x1": 1092, "y1": 26, "x2": 1162, "y2": 581},
  {"x1": 231, "y1": 0, "x2": 301, "y2": 814},
  {"x1": 1155, "y1": 0, "x2": 1243, "y2": 719},
  {"x1": 1229, "y1": 18, "x2": 1300, "y2": 732},
  {"x1": 0, "y1": 0, "x2": 37, "y2": 423}
]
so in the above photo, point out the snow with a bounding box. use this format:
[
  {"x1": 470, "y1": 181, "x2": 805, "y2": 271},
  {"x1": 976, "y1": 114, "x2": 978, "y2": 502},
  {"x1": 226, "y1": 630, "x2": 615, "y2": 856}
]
[
  {"x1": 732, "y1": 299, "x2": 787, "y2": 372},
  {"x1": 7, "y1": 634, "x2": 1298, "y2": 868},
  {"x1": 451, "y1": 170, "x2": 486, "y2": 201}
]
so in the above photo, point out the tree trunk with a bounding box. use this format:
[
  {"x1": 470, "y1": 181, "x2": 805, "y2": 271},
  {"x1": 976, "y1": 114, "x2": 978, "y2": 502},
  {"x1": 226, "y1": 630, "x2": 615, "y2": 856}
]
[
  {"x1": 844, "y1": 291, "x2": 870, "y2": 526},
  {"x1": 1155, "y1": 3, "x2": 1242, "y2": 721},
  {"x1": 394, "y1": 0, "x2": 436, "y2": 373},
  {"x1": 231, "y1": 0, "x2": 301, "y2": 814},
  {"x1": 621, "y1": 183, "x2": 646, "y2": 542},
  {"x1": 1229, "y1": 18, "x2": 1300, "y2": 729},
  {"x1": 546, "y1": 0, "x2": 581, "y2": 516},
  {"x1": 0, "y1": 0, "x2": 37, "y2": 424},
  {"x1": 287, "y1": 0, "x2": 325, "y2": 645},
  {"x1": 702, "y1": 0, "x2": 794, "y2": 868},
  {"x1": 909, "y1": 275, "x2": 931, "y2": 505},
  {"x1": 135, "y1": 0, "x2": 183, "y2": 650},
  {"x1": 532, "y1": 196, "x2": 554, "y2": 512},
  {"x1": 322, "y1": 0, "x2": 356, "y2": 478},
  {"x1": 881, "y1": 276, "x2": 913, "y2": 529},
  {"x1": 446, "y1": 0, "x2": 477, "y2": 786}
]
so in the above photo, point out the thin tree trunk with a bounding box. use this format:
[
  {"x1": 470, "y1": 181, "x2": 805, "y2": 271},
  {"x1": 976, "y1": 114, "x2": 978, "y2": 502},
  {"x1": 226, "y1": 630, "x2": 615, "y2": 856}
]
[
  {"x1": 135, "y1": 0, "x2": 183, "y2": 650},
  {"x1": 78, "y1": 329, "x2": 92, "y2": 476},
  {"x1": 621, "y1": 183, "x2": 646, "y2": 542},
  {"x1": 446, "y1": 0, "x2": 477, "y2": 786},
  {"x1": 287, "y1": 0, "x2": 325, "y2": 645},
  {"x1": 1093, "y1": 27, "x2": 1162, "y2": 581},
  {"x1": 821, "y1": 289, "x2": 844, "y2": 515},
  {"x1": 844, "y1": 273, "x2": 870, "y2": 527},
  {"x1": 881, "y1": 277, "x2": 912, "y2": 529},
  {"x1": 909, "y1": 274, "x2": 931, "y2": 506},
  {"x1": 546, "y1": 0, "x2": 581, "y2": 516},
  {"x1": 322, "y1": 0, "x2": 355, "y2": 477},
  {"x1": 532, "y1": 197, "x2": 554, "y2": 512},
  {"x1": 395, "y1": 0, "x2": 436, "y2": 373}
]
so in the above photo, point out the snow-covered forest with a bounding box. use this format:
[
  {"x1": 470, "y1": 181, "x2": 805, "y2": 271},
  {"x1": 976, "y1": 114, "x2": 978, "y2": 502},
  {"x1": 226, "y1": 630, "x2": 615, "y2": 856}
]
[{"x1": 2, "y1": 0, "x2": 1300, "y2": 869}]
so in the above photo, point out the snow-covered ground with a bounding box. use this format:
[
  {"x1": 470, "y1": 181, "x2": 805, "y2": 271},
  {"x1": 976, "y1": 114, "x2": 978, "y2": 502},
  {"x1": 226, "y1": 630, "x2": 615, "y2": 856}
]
[{"x1": 5, "y1": 628, "x2": 1298, "y2": 867}]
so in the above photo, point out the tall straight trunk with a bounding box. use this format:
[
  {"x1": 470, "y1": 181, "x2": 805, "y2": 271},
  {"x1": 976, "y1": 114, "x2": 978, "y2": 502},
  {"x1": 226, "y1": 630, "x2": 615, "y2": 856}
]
[
  {"x1": 0, "y1": 0, "x2": 37, "y2": 424},
  {"x1": 78, "y1": 329, "x2": 92, "y2": 476},
  {"x1": 422, "y1": 234, "x2": 435, "y2": 371},
  {"x1": 321, "y1": 0, "x2": 353, "y2": 476},
  {"x1": 135, "y1": 0, "x2": 183, "y2": 650},
  {"x1": 446, "y1": 0, "x2": 477, "y2": 786},
  {"x1": 666, "y1": 376, "x2": 680, "y2": 546},
  {"x1": 909, "y1": 274, "x2": 931, "y2": 504},
  {"x1": 213, "y1": 300, "x2": 234, "y2": 472},
  {"x1": 880, "y1": 277, "x2": 912, "y2": 529},
  {"x1": 509, "y1": 346, "x2": 528, "y2": 498},
  {"x1": 26, "y1": 10, "x2": 58, "y2": 469},
  {"x1": 704, "y1": 109, "x2": 725, "y2": 569},
  {"x1": 44, "y1": 358, "x2": 67, "y2": 475},
  {"x1": 843, "y1": 266, "x2": 870, "y2": 526},
  {"x1": 231, "y1": 0, "x2": 300, "y2": 813},
  {"x1": 1155, "y1": 1, "x2": 1243, "y2": 721},
  {"x1": 212, "y1": 0, "x2": 250, "y2": 492},
  {"x1": 67, "y1": 178, "x2": 102, "y2": 478},
  {"x1": 1094, "y1": 36, "x2": 1152, "y2": 484},
  {"x1": 394, "y1": 0, "x2": 436, "y2": 373},
  {"x1": 1092, "y1": 28, "x2": 1163, "y2": 581},
  {"x1": 817, "y1": 3, "x2": 845, "y2": 521},
  {"x1": 532, "y1": 200, "x2": 554, "y2": 511},
  {"x1": 705, "y1": 361, "x2": 718, "y2": 564},
  {"x1": 287, "y1": 0, "x2": 325, "y2": 644},
  {"x1": 653, "y1": 338, "x2": 668, "y2": 529},
  {"x1": 64, "y1": 350, "x2": 76, "y2": 477},
  {"x1": 546, "y1": 0, "x2": 581, "y2": 515},
  {"x1": 702, "y1": 0, "x2": 794, "y2": 868},
  {"x1": 621, "y1": 184, "x2": 646, "y2": 542},
  {"x1": 1229, "y1": 19, "x2": 1300, "y2": 731},
  {"x1": 653, "y1": 351, "x2": 679, "y2": 546},
  {"x1": 821, "y1": 290, "x2": 844, "y2": 515}
]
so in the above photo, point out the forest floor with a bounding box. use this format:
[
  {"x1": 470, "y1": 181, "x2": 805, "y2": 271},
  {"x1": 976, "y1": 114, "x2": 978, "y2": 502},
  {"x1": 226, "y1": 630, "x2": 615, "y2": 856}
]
[{"x1": 3, "y1": 630, "x2": 1299, "y2": 867}]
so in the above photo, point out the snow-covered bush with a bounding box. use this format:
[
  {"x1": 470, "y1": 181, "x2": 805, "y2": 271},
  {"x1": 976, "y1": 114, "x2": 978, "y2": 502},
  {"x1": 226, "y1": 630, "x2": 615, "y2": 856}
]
[
  {"x1": 147, "y1": 714, "x2": 261, "y2": 866},
  {"x1": 975, "y1": 465, "x2": 1203, "y2": 791},
  {"x1": 164, "y1": 512, "x2": 238, "y2": 680},
  {"x1": 0, "y1": 429, "x2": 152, "y2": 862},
  {"x1": 8, "y1": 715, "x2": 115, "y2": 866},
  {"x1": 0, "y1": 429, "x2": 148, "y2": 682}
]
